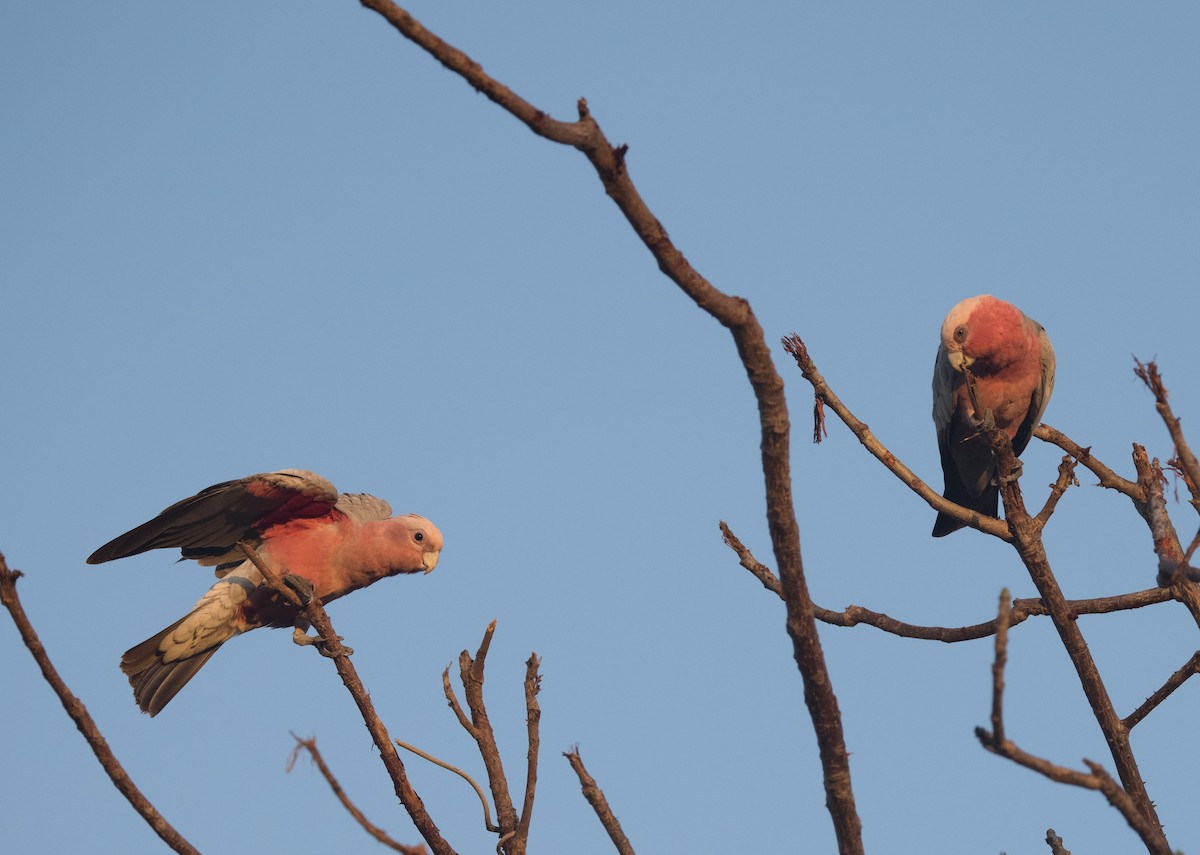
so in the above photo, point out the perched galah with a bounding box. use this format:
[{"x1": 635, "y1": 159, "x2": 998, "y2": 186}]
[
  {"x1": 932, "y1": 295, "x2": 1055, "y2": 536},
  {"x1": 87, "y1": 469, "x2": 443, "y2": 715}
]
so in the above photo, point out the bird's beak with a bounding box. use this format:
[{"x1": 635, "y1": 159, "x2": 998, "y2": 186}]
[
  {"x1": 948, "y1": 351, "x2": 974, "y2": 372},
  {"x1": 422, "y1": 551, "x2": 440, "y2": 574}
]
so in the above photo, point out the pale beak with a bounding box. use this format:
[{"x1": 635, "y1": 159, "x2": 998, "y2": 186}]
[
  {"x1": 422, "y1": 551, "x2": 440, "y2": 574},
  {"x1": 948, "y1": 351, "x2": 974, "y2": 372}
]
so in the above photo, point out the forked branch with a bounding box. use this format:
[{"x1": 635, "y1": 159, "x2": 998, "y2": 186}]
[
  {"x1": 975, "y1": 591, "x2": 1171, "y2": 854},
  {"x1": 238, "y1": 542, "x2": 456, "y2": 855},
  {"x1": 355, "y1": 3, "x2": 862, "y2": 850}
]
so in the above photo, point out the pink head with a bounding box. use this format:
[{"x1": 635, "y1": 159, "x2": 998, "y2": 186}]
[{"x1": 939, "y1": 294, "x2": 1032, "y2": 373}]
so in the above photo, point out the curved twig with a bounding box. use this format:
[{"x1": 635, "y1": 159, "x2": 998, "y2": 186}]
[{"x1": 395, "y1": 739, "x2": 498, "y2": 833}]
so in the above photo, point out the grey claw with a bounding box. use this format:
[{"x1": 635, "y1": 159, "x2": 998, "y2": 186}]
[{"x1": 282, "y1": 573, "x2": 315, "y2": 605}]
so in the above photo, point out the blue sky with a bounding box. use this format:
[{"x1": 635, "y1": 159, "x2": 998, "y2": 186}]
[{"x1": 3, "y1": 3, "x2": 1199, "y2": 853}]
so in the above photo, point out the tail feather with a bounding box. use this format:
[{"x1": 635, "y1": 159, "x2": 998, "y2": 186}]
[
  {"x1": 932, "y1": 483, "x2": 999, "y2": 537},
  {"x1": 121, "y1": 619, "x2": 224, "y2": 716}
]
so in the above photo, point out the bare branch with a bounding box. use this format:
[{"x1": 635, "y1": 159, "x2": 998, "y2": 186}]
[
  {"x1": 515, "y1": 655, "x2": 542, "y2": 848},
  {"x1": 288, "y1": 734, "x2": 426, "y2": 854},
  {"x1": 355, "y1": 6, "x2": 863, "y2": 850},
  {"x1": 981, "y1": 410, "x2": 1169, "y2": 845},
  {"x1": 719, "y1": 521, "x2": 781, "y2": 596},
  {"x1": 1034, "y1": 424, "x2": 1144, "y2": 500},
  {"x1": 0, "y1": 553, "x2": 201, "y2": 855},
  {"x1": 565, "y1": 748, "x2": 636, "y2": 855},
  {"x1": 1035, "y1": 454, "x2": 1081, "y2": 526},
  {"x1": 394, "y1": 739, "x2": 498, "y2": 833},
  {"x1": 973, "y1": 582, "x2": 1171, "y2": 854},
  {"x1": 1045, "y1": 828, "x2": 1071, "y2": 855},
  {"x1": 1134, "y1": 357, "x2": 1200, "y2": 513},
  {"x1": 721, "y1": 523, "x2": 1172, "y2": 640},
  {"x1": 1122, "y1": 650, "x2": 1200, "y2": 732},
  {"x1": 456, "y1": 621, "x2": 521, "y2": 851},
  {"x1": 443, "y1": 666, "x2": 477, "y2": 736},
  {"x1": 782, "y1": 334, "x2": 1012, "y2": 541},
  {"x1": 238, "y1": 542, "x2": 457, "y2": 855}
]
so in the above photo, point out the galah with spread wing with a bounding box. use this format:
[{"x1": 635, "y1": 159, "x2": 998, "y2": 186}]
[
  {"x1": 87, "y1": 469, "x2": 443, "y2": 715},
  {"x1": 932, "y1": 295, "x2": 1055, "y2": 537}
]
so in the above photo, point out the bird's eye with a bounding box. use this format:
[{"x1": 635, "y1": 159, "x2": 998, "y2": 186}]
[
  {"x1": 954, "y1": 325, "x2": 968, "y2": 343},
  {"x1": 414, "y1": 532, "x2": 424, "y2": 542}
]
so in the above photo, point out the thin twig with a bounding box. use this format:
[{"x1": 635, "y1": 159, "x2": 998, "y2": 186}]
[
  {"x1": 1122, "y1": 650, "x2": 1200, "y2": 731},
  {"x1": 0, "y1": 554, "x2": 201, "y2": 855},
  {"x1": 288, "y1": 734, "x2": 426, "y2": 854},
  {"x1": 783, "y1": 334, "x2": 1012, "y2": 540},
  {"x1": 394, "y1": 739, "x2": 498, "y2": 833},
  {"x1": 237, "y1": 541, "x2": 457, "y2": 855},
  {"x1": 1134, "y1": 357, "x2": 1200, "y2": 513},
  {"x1": 1034, "y1": 424, "x2": 1143, "y2": 500},
  {"x1": 1035, "y1": 454, "x2": 1081, "y2": 526},
  {"x1": 565, "y1": 748, "x2": 636, "y2": 855},
  {"x1": 721, "y1": 521, "x2": 1172, "y2": 640}
]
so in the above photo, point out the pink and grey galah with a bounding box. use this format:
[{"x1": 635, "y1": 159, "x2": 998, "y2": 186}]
[
  {"x1": 932, "y1": 295, "x2": 1055, "y2": 536},
  {"x1": 87, "y1": 469, "x2": 443, "y2": 715}
]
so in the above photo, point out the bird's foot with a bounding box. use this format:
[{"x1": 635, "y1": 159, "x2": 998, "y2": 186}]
[
  {"x1": 291, "y1": 625, "x2": 353, "y2": 658},
  {"x1": 282, "y1": 573, "x2": 315, "y2": 606}
]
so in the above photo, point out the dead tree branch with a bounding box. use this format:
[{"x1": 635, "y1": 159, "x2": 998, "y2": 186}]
[
  {"x1": 1045, "y1": 828, "x2": 1071, "y2": 855},
  {"x1": 238, "y1": 541, "x2": 457, "y2": 855},
  {"x1": 565, "y1": 748, "x2": 636, "y2": 855},
  {"x1": 1034, "y1": 424, "x2": 1144, "y2": 500},
  {"x1": 981, "y1": 406, "x2": 1168, "y2": 845},
  {"x1": 782, "y1": 334, "x2": 1012, "y2": 540},
  {"x1": 974, "y1": 587, "x2": 1172, "y2": 855},
  {"x1": 721, "y1": 521, "x2": 1172, "y2": 641},
  {"x1": 355, "y1": 3, "x2": 863, "y2": 850},
  {"x1": 1134, "y1": 358, "x2": 1200, "y2": 513},
  {"x1": 1122, "y1": 650, "x2": 1200, "y2": 732},
  {"x1": 440, "y1": 621, "x2": 538, "y2": 855},
  {"x1": 0, "y1": 553, "x2": 201, "y2": 855},
  {"x1": 288, "y1": 734, "x2": 426, "y2": 854}
]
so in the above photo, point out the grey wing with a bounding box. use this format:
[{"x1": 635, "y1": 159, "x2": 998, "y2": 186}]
[
  {"x1": 1012, "y1": 323, "x2": 1056, "y2": 456},
  {"x1": 932, "y1": 342, "x2": 958, "y2": 458},
  {"x1": 336, "y1": 492, "x2": 393, "y2": 522},
  {"x1": 87, "y1": 469, "x2": 339, "y2": 565}
]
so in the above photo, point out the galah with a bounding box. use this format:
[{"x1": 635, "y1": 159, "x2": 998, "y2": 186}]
[
  {"x1": 932, "y1": 295, "x2": 1055, "y2": 536},
  {"x1": 87, "y1": 469, "x2": 443, "y2": 715}
]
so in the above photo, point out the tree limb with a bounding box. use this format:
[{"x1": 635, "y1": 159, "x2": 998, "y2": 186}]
[
  {"x1": 354, "y1": 3, "x2": 864, "y2": 850},
  {"x1": 565, "y1": 748, "x2": 636, "y2": 855},
  {"x1": 0, "y1": 553, "x2": 200, "y2": 855},
  {"x1": 238, "y1": 541, "x2": 457, "y2": 855}
]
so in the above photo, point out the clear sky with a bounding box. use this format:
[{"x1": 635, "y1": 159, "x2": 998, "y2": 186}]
[{"x1": 3, "y1": 3, "x2": 1199, "y2": 853}]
